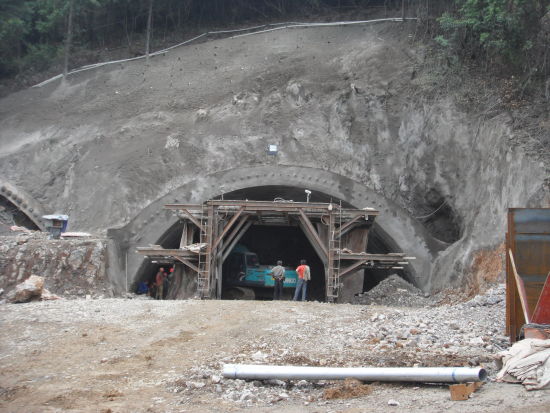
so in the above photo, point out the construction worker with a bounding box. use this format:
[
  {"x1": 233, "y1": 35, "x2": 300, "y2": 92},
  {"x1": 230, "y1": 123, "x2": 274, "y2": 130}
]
[
  {"x1": 270, "y1": 260, "x2": 285, "y2": 300},
  {"x1": 293, "y1": 259, "x2": 311, "y2": 301},
  {"x1": 155, "y1": 267, "x2": 166, "y2": 300}
]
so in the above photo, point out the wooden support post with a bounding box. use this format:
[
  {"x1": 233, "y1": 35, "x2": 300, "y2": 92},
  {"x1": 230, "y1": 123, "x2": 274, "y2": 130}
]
[
  {"x1": 335, "y1": 214, "x2": 363, "y2": 239},
  {"x1": 284, "y1": 212, "x2": 290, "y2": 225},
  {"x1": 223, "y1": 216, "x2": 249, "y2": 253},
  {"x1": 179, "y1": 222, "x2": 188, "y2": 249},
  {"x1": 326, "y1": 209, "x2": 337, "y2": 301},
  {"x1": 339, "y1": 259, "x2": 369, "y2": 278},
  {"x1": 215, "y1": 218, "x2": 224, "y2": 299},
  {"x1": 208, "y1": 205, "x2": 218, "y2": 298},
  {"x1": 222, "y1": 221, "x2": 253, "y2": 261},
  {"x1": 175, "y1": 256, "x2": 199, "y2": 274},
  {"x1": 180, "y1": 208, "x2": 205, "y2": 233},
  {"x1": 211, "y1": 207, "x2": 244, "y2": 252},
  {"x1": 298, "y1": 221, "x2": 328, "y2": 264},
  {"x1": 298, "y1": 209, "x2": 328, "y2": 259}
]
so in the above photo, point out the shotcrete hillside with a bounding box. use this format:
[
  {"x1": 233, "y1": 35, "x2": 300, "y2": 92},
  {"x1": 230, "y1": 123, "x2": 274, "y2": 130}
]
[{"x1": 0, "y1": 21, "x2": 548, "y2": 292}]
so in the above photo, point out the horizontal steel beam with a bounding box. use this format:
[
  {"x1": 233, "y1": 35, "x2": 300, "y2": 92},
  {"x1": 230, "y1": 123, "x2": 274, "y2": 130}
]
[
  {"x1": 339, "y1": 253, "x2": 407, "y2": 261},
  {"x1": 165, "y1": 201, "x2": 379, "y2": 216},
  {"x1": 136, "y1": 248, "x2": 197, "y2": 259}
]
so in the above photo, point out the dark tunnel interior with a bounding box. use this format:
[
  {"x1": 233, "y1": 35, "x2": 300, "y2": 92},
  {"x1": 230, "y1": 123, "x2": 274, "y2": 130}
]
[{"x1": 135, "y1": 185, "x2": 412, "y2": 300}]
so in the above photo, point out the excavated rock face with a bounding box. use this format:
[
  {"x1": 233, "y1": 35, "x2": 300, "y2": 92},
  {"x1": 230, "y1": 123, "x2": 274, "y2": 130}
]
[
  {"x1": 0, "y1": 22, "x2": 547, "y2": 293},
  {"x1": 0, "y1": 233, "x2": 111, "y2": 298}
]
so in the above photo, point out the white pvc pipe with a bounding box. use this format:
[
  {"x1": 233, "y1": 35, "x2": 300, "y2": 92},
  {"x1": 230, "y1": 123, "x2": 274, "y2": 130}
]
[
  {"x1": 32, "y1": 17, "x2": 418, "y2": 88},
  {"x1": 223, "y1": 364, "x2": 487, "y2": 383}
]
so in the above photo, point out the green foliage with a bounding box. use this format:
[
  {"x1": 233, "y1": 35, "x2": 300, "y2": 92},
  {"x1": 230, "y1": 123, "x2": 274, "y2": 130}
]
[
  {"x1": 436, "y1": 0, "x2": 547, "y2": 73},
  {"x1": 434, "y1": 35, "x2": 450, "y2": 48},
  {"x1": 0, "y1": 0, "x2": 113, "y2": 77},
  {"x1": 19, "y1": 44, "x2": 61, "y2": 72},
  {"x1": 0, "y1": 0, "x2": 547, "y2": 83}
]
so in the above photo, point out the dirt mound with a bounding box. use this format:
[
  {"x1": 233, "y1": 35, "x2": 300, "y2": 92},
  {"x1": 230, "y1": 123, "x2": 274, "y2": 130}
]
[
  {"x1": 323, "y1": 379, "x2": 373, "y2": 400},
  {"x1": 353, "y1": 274, "x2": 429, "y2": 307}
]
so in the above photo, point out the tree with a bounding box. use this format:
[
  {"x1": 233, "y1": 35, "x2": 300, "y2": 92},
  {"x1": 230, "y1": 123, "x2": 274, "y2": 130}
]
[
  {"x1": 145, "y1": 0, "x2": 154, "y2": 61},
  {"x1": 63, "y1": 0, "x2": 74, "y2": 78},
  {"x1": 436, "y1": 0, "x2": 548, "y2": 74}
]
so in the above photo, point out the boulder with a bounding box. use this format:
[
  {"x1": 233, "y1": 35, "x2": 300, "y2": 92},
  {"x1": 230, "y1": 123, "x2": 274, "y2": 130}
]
[{"x1": 9, "y1": 275, "x2": 44, "y2": 303}]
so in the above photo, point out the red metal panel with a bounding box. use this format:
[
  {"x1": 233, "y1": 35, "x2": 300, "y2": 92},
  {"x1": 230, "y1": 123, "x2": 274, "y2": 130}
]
[{"x1": 532, "y1": 273, "x2": 550, "y2": 324}]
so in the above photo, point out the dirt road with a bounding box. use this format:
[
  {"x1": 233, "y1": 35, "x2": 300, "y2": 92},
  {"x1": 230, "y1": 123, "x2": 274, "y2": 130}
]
[{"x1": 1, "y1": 296, "x2": 549, "y2": 412}]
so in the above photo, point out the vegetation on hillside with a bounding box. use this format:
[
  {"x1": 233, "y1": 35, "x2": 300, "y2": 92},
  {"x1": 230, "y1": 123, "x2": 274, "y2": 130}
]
[
  {"x1": 0, "y1": 0, "x2": 548, "y2": 87},
  {"x1": 436, "y1": 0, "x2": 549, "y2": 78}
]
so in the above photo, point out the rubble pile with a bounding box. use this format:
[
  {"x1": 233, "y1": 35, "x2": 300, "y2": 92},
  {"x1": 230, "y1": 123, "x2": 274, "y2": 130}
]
[
  {"x1": 353, "y1": 274, "x2": 430, "y2": 307},
  {"x1": 2, "y1": 283, "x2": 545, "y2": 411},
  {"x1": 164, "y1": 284, "x2": 508, "y2": 407}
]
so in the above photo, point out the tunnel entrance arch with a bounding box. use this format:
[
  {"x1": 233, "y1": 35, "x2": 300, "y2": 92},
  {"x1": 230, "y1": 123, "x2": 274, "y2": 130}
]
[
  {"x1": 111, "y1": 165, "x2": 440, "y2": 297},
  {"x1": 0, "y1": 180, "x2": 45, "y2": 231},
  {"x1": 138, "y1": 196, "x2": 402, "y2": 302},
  {"x1": 134, "y1": 187, "x2": 421, "y2": 302}
]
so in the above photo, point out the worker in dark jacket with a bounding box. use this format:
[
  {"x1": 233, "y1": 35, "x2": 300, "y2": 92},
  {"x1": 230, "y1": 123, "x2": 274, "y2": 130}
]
[
  {"x1": 155, "y1": 267, "x2": 166, "y2": 300},
  {"x1": 270, "y1": 260, "x2": 285, "y2": 300}
]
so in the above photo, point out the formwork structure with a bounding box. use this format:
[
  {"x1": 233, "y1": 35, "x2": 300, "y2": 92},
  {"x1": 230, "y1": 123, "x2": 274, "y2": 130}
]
[{"x1": 137, "y1": 200, "x2": 413, "y2": 301}]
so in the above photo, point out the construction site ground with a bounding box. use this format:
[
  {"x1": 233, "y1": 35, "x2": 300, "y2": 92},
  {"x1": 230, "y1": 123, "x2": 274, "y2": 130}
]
[{"x1": 1, "y1": 284, "x2": 550, "y2": 412}]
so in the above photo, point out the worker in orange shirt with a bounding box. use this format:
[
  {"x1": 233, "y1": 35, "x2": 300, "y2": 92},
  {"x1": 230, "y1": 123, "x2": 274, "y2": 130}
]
[{"x1": 293, "y1": 259, "x2": 311, "y2": 301}]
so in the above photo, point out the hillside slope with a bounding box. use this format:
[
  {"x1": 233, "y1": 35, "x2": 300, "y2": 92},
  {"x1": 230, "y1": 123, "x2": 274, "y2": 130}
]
[{"x1": 0, "y1": 21, "x2": 548, "y2": 291}]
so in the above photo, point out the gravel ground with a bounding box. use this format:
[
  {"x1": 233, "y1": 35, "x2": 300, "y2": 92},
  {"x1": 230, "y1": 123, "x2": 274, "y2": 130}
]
[{"x1": 1, "y1": 285, "x2": 550, "y2": 412}]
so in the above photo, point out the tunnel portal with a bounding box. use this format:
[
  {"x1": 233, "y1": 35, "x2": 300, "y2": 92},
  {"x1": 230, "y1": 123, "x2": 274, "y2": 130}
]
[{"x1": 135, "y1": 185, "x2": 413, "y2": 302}]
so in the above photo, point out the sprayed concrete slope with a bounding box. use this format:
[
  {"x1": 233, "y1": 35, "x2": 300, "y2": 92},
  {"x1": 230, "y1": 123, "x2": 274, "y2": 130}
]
[{"x1": 0, "y1": 22, "x2": 547, "y2": 292}]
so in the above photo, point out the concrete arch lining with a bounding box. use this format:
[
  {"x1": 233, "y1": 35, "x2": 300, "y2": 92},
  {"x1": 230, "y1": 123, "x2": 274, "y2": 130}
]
[
  {"x1": 0, "y1": 179, "x2": 45, "y2": 231},
  {"x1": 109, "y1": 166, "x2": 442, "y2": 293}
]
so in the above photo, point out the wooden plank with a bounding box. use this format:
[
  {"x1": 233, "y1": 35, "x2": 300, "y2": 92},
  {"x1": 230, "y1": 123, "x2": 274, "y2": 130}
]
[
  {"x1": 335, "y1": 214, "x2": 363, "y2": 239},
  {"x1": 298, "y1": 221, "x2": 328, "y2": 264},
  {"x1": 509, "y1": 249, "x2": 530, "y2": 324},
  {"x1": 339, "y1": 260, "x2": 369, "y2": 278},
  {"x1": 175, "y1": 256, "x2": 199, "y2": 274},
  {"x1": 211, "y1": 206, "x2": 244, "y2": 252},
  {"x1": 136, "y1": 248, "x2": 197, "y2": 258},
  {"x1": 449, "y1": 382, "x2": 482, "y2": 401},
  {"x1": 222, "y1": 216, "x2": 249, "y2": 255},
  {"x1": 222, "y1": 221, "x2": 253, "y2": 261},
  {"x1": 205, "y1": 204, "x2": 216, "y2": 297},
  {"x1": 298, "y1": 209, "x2": 328, "y2": 259},
  {"x1": 179, "y1": 208, "x2": 205, "y2": 233},
  {"x1": 165, "y1": 203, "x2": 203, "y2": 210}
]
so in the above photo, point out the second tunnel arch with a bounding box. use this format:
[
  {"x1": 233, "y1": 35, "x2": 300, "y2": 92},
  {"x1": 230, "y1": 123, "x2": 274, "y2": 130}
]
[{"x1": 112, "y1": 165, "x2": 445, "y2": 296}]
